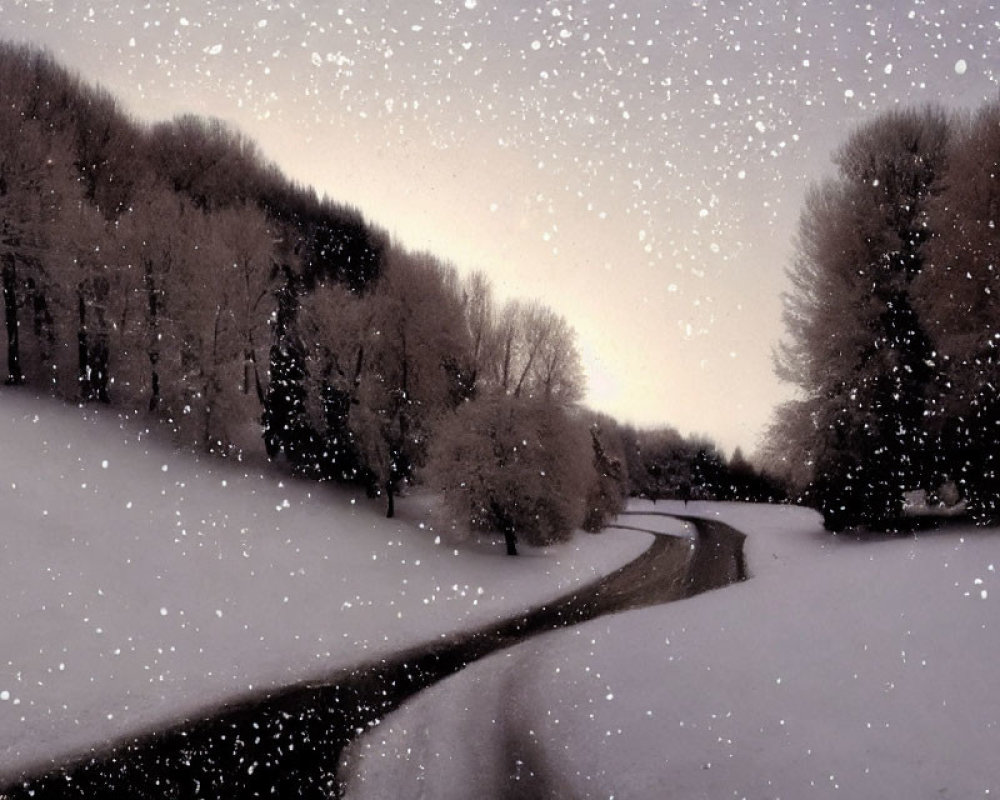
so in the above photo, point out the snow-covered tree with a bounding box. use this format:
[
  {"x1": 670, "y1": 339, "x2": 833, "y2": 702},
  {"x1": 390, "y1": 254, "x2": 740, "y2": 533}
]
[
  {"x1": 112, "y1": 184, "x2": 185, "y2": 412},
  {"x1": 427, "y1": 395, "x2": 595, "y2": 554},
  {"x1": 350, "y1": 248, "x2": 469, "y2": 516},
  {"x1": 147, "y1": 115, "x2": 265, "y2": 211},
  {"x1": 149, "y1": 203, "x2": 243, "y2": 451},
  {"x1": 0, "y1": 56, "x2": 77, "y2": 385},
  {"x1": 916, "y1": 100, "x2": 1000, "y2": 521},
  {"x1": 296, "y1": 279, "x2": 370, "y2": 483},
  {"x1": 212, "y1": 203, "x2": 279, "y2": 405},
  {"x1": 775, "y1": 106, "x2": 949, "y2": 529}
]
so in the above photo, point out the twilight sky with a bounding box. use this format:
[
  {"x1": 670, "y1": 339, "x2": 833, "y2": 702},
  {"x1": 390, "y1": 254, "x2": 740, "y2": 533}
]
[{"x1": 2, "y1": 1, "x2": 998, "y2": 454}]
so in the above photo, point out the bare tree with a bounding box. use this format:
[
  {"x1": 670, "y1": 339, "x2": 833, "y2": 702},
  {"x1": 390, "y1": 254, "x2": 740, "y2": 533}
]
[
  {"x1": 535, "y1": 311, "x2": 585, "y2": 404},
  {"x1": 213, "y1": 203, "x2": 279, "y2": 405},
  {"x1": 146, "y1": 204, "x2": 237, "y2": 450},
  {"x1": 463, "y1": 271, "x2": 494, "y2": 388},
  {"x1": 480, "y1": 297, "x2": 585, "y2": 404},
  {"x1": 45, "y1": 197, "x2": 118, "y2": 403},
  {"x1": 117, "y1": 186, "x2": 169, "y2": 411},
  {"x1": 510, "y1": 301, "x2": 554, "y2": 398},
  {"x1": 0, "y1": 84, "x2": 75, "y2": 385}
]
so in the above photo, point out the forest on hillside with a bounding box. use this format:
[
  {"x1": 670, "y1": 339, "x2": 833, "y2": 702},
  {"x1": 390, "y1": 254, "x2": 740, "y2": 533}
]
[
  {"x1": 1, "y1": 42, "x2": 778, "y2": 552},
  {"x1": 768, "y1": 102, "x2": 1000, "y2": 530}
]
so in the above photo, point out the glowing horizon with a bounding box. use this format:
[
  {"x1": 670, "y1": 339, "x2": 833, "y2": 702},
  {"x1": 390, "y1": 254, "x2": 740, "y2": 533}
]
[{"x1": 3, "y1": 1, "x2": 998, "y2": 455}]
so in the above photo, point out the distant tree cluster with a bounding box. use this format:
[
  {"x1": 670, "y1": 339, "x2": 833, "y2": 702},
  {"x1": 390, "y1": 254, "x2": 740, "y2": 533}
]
[
  {"x1": 769, "y1": 101, "x2": 1000, "y2": 529},
  {"x1": 618, "y1": 426, "x2": 785, "y2": 505},
  {"x1": 0, "y1": 42, "x2": 634, "y2": 553}
]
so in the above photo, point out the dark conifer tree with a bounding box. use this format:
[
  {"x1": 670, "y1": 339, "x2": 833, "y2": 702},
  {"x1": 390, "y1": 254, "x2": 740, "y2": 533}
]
[
  {"x1": 262, "y1": 270, "x2": 312, "y2": 463},
  {"x1": 776, "y1": 106, "x2": 949, "y2": 529}
]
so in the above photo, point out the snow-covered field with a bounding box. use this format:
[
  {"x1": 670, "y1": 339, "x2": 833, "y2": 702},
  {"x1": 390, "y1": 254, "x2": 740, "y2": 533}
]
[
  {"x1": 0, "y1": 391, "x2": 651, "y2": 782},
  {"x1": 342, "y1": 501, "x2": 1000, "y2": 798}
]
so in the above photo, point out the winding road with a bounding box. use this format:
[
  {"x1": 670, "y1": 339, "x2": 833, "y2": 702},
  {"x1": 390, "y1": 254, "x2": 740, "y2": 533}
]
[{"x1": 0, "y1": 511, "x2": 748, "y2": 799}]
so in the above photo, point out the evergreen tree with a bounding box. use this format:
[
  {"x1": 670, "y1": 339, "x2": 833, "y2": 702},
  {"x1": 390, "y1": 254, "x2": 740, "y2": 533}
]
[
  {"x1": 582, "y1": 416, "x2": 629, "y2": 532},
  {"x1": 915, "y1": 101, "x2": 1000, "y2": 522},
  {"x1": 776, "y1": 106, "x2": 949, "y2": 529},
  {"x1": 262, "y1": 269, "x2": 314, "y2": 464}
]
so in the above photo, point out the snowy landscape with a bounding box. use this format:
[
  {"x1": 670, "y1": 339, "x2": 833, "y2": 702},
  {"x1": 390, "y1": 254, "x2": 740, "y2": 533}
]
[
  {"x1": 342, "y1": 503, "x2": 999, "y2": 798},
  {"x1": 3, "y1": 4, "x2": 1000, "y2": 797},
  {"x1": 0, "y1": 390, "x2": 652, "y2": 784},
  {"x1": 2, "y1": 389, "x2": 998, "y2": 797}
]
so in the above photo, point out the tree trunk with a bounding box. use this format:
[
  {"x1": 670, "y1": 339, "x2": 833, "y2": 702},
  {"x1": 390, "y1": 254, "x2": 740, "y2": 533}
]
[
  {"x1": 144, "y1": 260, "x2": 161, "y2": 411},
  {"x1": 503, "y1": 527, "x2": 518, "y2": 556},
  {"x1": 385, "y1": 480, "x2": 395, "y2": 519},
  {"x1": 501, "y1": 335, "x2": 513, "y2": 393},
  {"x1": 2, "y1": 255, "x2": 23, "y2": 385},
  {"x1": 352, "y1": 344, "x2": 365, "y2": 389},
  {"x1": 202, "y1": 375, "x2": 213, "y2": 451},
  {"x1": 244, "y1": 345, "x2": 265, "y2": 405},
  {"x1": 93, "y1": 332, "x2": 110, "y2": 403},
  {"x1": 148, "y1": 350, "x2": 161, "y2": 411},
  {"x1": 93, "y1": 303, "x2": 110, "y2": 404},
  {"x1": 77, "y1": 290, "x2": 91, "y2": 400},
  {"x1": 203, "y1": 308, "x2": 223, "y2": 451},
  {"x1": 28, "y1": 277, "x2": 54, "y2": 363}
]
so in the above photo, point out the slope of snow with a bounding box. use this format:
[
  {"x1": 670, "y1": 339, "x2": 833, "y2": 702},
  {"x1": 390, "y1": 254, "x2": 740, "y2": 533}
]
[
  {"x1": 0, "y1": 391, "x2": 651, "y2": 781},
  {"x1": 342, "y1": 500, "x2": 1000, "y2": 799}
]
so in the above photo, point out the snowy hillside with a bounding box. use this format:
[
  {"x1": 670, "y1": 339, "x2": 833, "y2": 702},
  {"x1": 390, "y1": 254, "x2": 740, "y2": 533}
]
[
  {"x1": 0, "y1": 391, "x2": 651, "y2": 782},
  {"x1": 342, "y1": 501, "x2": 1000, "y2": 798}
]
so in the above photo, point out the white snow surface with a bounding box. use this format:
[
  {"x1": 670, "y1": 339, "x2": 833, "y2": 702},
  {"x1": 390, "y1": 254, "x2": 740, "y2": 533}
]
[
  {"x1": 0, "y1": 392, "x2": 651, "y2": 781},
  {"x1": 342, "y1": 500, "x2": 1000, "y2": 798}
]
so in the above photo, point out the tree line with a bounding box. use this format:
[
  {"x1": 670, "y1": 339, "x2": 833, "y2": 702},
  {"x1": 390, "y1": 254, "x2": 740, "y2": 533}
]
[
  {"x1": 767, "y1": 100, "x2": 1000, "y2": 530},
  {"x1": 1, "y1": 42, "x2": 779, "y2": 554}
]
